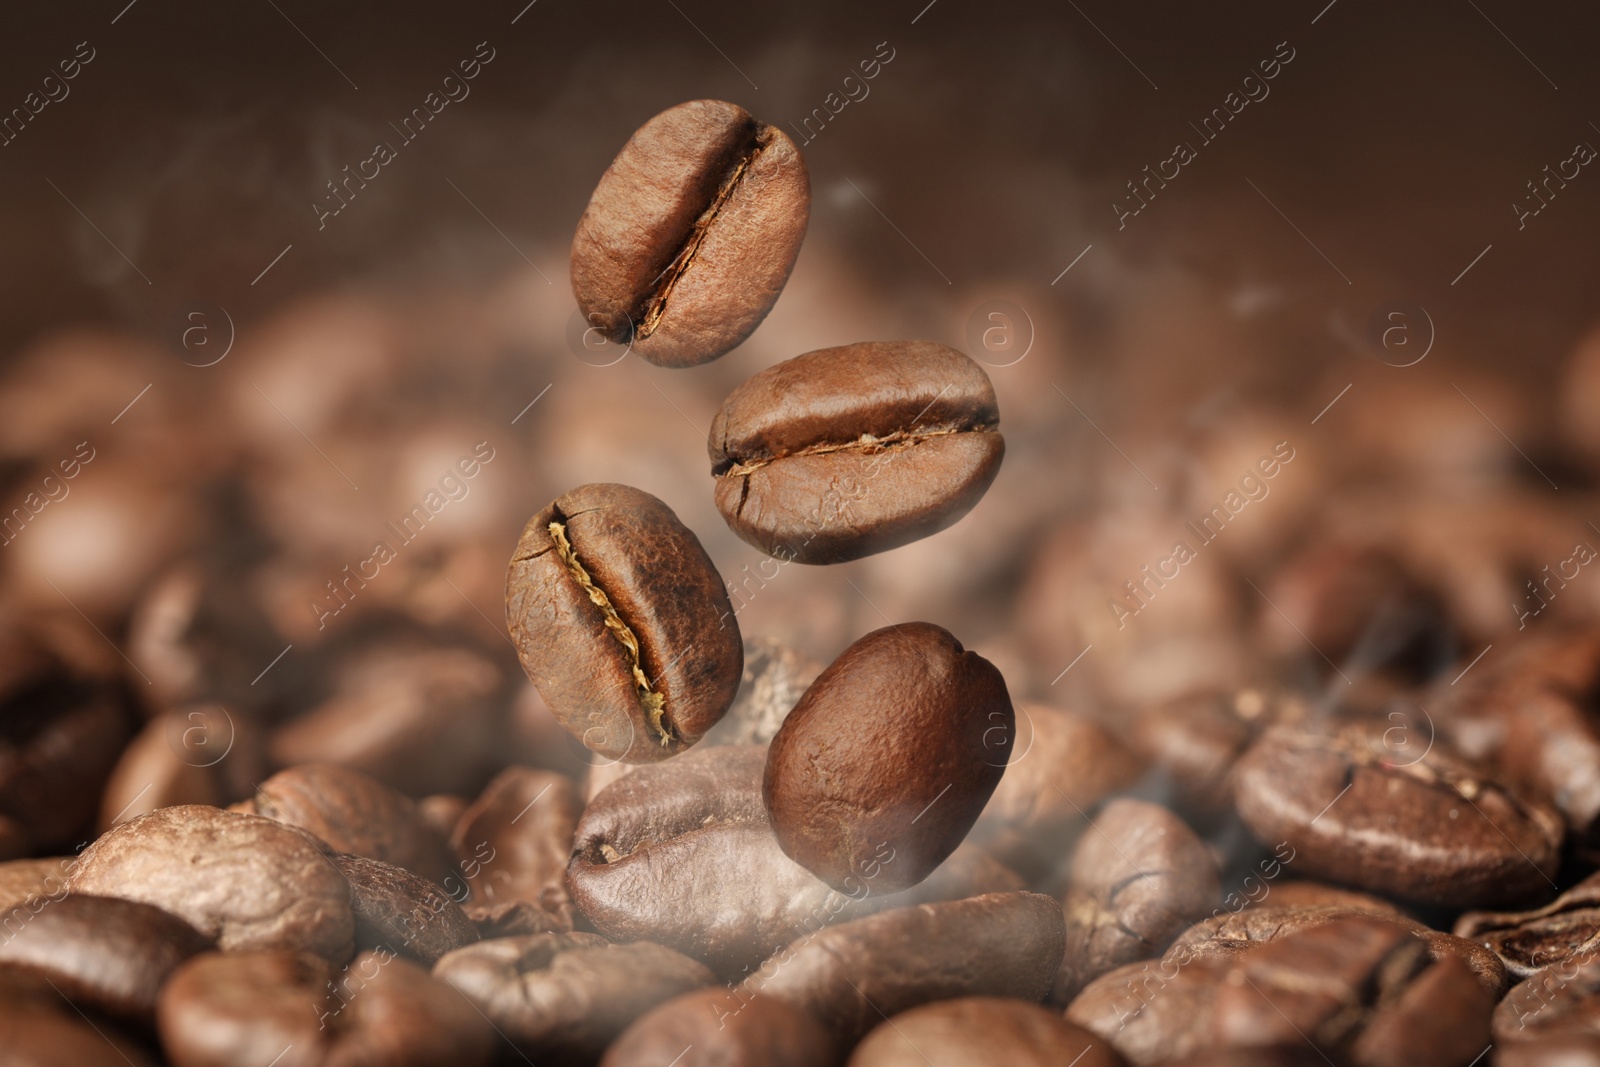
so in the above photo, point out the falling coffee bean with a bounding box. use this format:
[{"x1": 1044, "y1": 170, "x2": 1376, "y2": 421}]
[
  {"x1": 507, "y1": 483, "x2": 742, "y2": 763},
  {"x1": 710, "y1": 341, "x2": 1004, "y2": 564},
  {"x1": 764, "y1": 622, "x2": 1013, "y2": 892},
  {"x1": 571, "y1": 99, "x2": 810, "y2": 368}
]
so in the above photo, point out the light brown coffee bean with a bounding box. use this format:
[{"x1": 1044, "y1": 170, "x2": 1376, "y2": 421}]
[
  {"x1": 1053, "y1": 799, "x2": 1220, "y2": 1003},
  {"x1": 235, "y1": 763, "x2": 455, "y2": 885},
  {"x1": 745, "y1": 891, "x2": 1064, "y2": 1045},
  {"x1": 764, "y1": 622, "x2": 1013, "y2": 892},
  {"x1": 507, "y1": 483, "x2": 742, "y2": 763},
  {"x1": 434, "y1": 932, "x2": 714, "y2": 1064},
  {"x1": 849, "y1": 997, "x2": 1124, "y2": 1067},
  {"x1": 571, "y1": 99, "x2": 810, "y2": 368},
  {"x1": 450, "y1": 766, "x2": 581, "y2": 933},
  {"x1": 601, "y1": 987, "x2": 838, "y2": 1067},
  {"x1": 330, "y1": 853, "x2": 479, "y2": 966},
  {"x1": 710, "y1": 341, "x2": 1004, "y2": 564},
  {"x1": 67, "y1": 805, "x2": 354, "y2": 964},
  {"x1": 158, "y1": 949, "x2": 494, "y2": 1067},
  {"x1": 0, "y1": 894, "x2": 211, "y2": 1023}
]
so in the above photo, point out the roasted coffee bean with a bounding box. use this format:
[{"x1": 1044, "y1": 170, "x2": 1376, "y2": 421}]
[
  {"x1": 68, "y1": 805, "x2": 355, "y2": 963},
  {"x1": 506, "y1": 483, "x2": 742, "y2": 763},
  {"x1": 973, "y1": 702, "x2": 1145, "y2": 882},
  {"x1": 450, "y1": 766, "x2": 580, "y2": 932},
  {"x1": 1434, "y1": 628, "x2": 1600, "y2": 855},
  {"x1": 1211, "y1": 918, "x2": 1492, "y2": 1067},
  {"x1": 0, "y1": 673, "x2": 132, "y2": 850},
  {"x1": 235, "y1": 763, "x2": 455, "y2": 885},
  {"x1": 1258, "y1": 540, "x2": 1450, "y2": 679},
  {"x1": 744, "y1": 891, "x2": 1064, "y2": 1045},
  {"x1": 710, "y1": 341, "x2": 1004, "y2": 564},
  {"x1": 1169, "y1": 903, "x2": 1509, "y2": 998},
  {"x1": 568, "y1": 744, "x2": 1023, "y2": 974},
  {"x1": 0, "y1": 857, "x2": 72, "y2": 913},
  {"x1": 1493, "y1": 955, "x2": 1600, "y2": 1063},
  {"x1": 1067, "y1": 954, "x2": 1235, "y2": 1066},
  {"x1": 434, "y1": 932, "x2": 713, "y2": 1064},
  {"x1": 571, "y1": 99, "x2": 809, "y2": 368},
  {"x1": 849, "y1": 997, "x2": 1124, "y2": 1067},
  {"x1": 1129, "y1": 687, "x2": 1310, "y2": 822},
  {"x1": 1245, "y1": 881, "x2": 1405, "y2": 916},
  {"x1": 159, "y1": 949, "x2": 494, "y2": 1067},
  {"x1": 0, "y1": 978, "x2": 160, "y2": 1067},
  {"x1": 1146, "y1": 1051, "x2": 1333, "y2": 1067},
  {"x1": 330, "y1": 853, "x2": 478, "y2": 966},
  {"x1": 0, "y1": 894, "x2": 210, "y2": 1022},
  {"x1": 601, "y1": 986, "x2": 837, "y2": 1067},
  {"x1": 1053, "y1": 799, "x2": 1220, "y2": 1003},
  {"x1": 97, "y1": 710, "x2": 255, "y2": 831},
  {"x1": 272, "y1": 644, "x2": 508, "y2": 797},
  {"x1": 765, "y1": 622, "x2": 1012, "y2": 892},
  {"x1": 1456, "y1": 868, "x2": 1600, "y2": 980},
  {"x1": 1232, "y1": 719, "x2": 1562, "y2": 907},
  {"x1": 700, "y1": 637, "x2": 822, "y2": 747}
]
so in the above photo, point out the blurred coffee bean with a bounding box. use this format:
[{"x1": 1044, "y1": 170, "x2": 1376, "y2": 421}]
[
  {"x1": 99, "y1": 707, "x2": 268, "y2": 831},
  {"x1": 600, "y1": 987, "x2": 838, "y2": 1067},
  {"x1": 1455, "y1": 868, "x2": 1600, "y2": 980},
  {"x1": 0, "y1": 857, "x2": 71, "y2": 914},
  {"x1": 765, "y1": 622, "x2": 1013, "y2": 892},
  {"x1": 1053, "y1": 799, "x2": 1220, "y2": 1003},
  {"x1": 128, "y1": 561, "x2": 285, "y2": 715},
  {"x1": 700, "y1": 637, "x2": 822, "y2": 747},
  {"x1": 1067, "y1": 954, "x2": 1235, "y2": 1066},
  {"x1": 1258, "y1": 540, "x2": 1451, "y2": 681},
  {"x1": 710, "y1": 341, "x2": 1004, "y2": 563},
  {"x1": 1233, "y1": 719, "x2": 1562, "y2": 907},
  {"x1": 0, "y1": 814, "x2": 29, "y2": 860},
  {"x1": 1493, "y1": 956, "x2": 1600, "y2": 1064},
  {"x1": 1145, "y1": 1052, "x2": 1332, "y2": 1067},
  {"x1": 745, "y1": 891, "x2": 1064, "y2": 1045},
  {"x1": 849, "y1": 997, "x2": 1124, "y2": 1067},
  {"x1": 449, "y1": 766, "x2": 580, "y2": 931},
  {"x1": 569, "y1": 743, "x2": 1022, "y2": 974},
  {"x1": 503, "y1": 682, "x2": 592, "y2": 779},
  {"x1": 330, "y1": 853, "x2": 478, "y2": 966},
  {"x1": 415, "y1": 794, "x2": 467, "y2": 842},
  {"x1": 0, "y1": 665, "x2": 133, "y2": 850},
  {"x1": 1212, "y1": 918, "x2": 1492, "y2": 1067},
  {"x1": 1435, "y1": 628, "x2": 1600, "y2": 856},
  {"x1": 235, "y1": 763, "x2": 454, "y2": 884},
  {"x1": 0, "y1": 894, "x2": 211, "y2": 1023},
  {"x1": 0, "y1": 979, "x2": 161, "y2": 1067},
  {"x1": 271, "y1": 644, "x2": 507, "y2": 797},
  {"x1": 973, "y1": 701, "x2": 1145, "y2": 881},
  {"x1": 571, "y1": 99, "x2": 810, "y2": 368},
  {"x1": 434, "y1": 932, "x2": 713, "y2": 1064},
  {"x1": 1245, "y1": 881, "x2": 1405, "y2": 916},
  {"x1": 1129, "y1": 687, "x2": 1309, "y2": 822},
  {"x1": 506, "y1": 483, "x2": 742, "y2": 763},
  {"x1": 1016, "y1": 512, "x2": 1250, "y2": 709},
  {"x1": 159, "y1": 949, "x2": 494, "y2": 1067},
  {"x1": 68, "y1": 805, "x2": 354, "y2": 963},
  {"x1": 1170, "y1": 903, "x2": 1508, "y2": 998}
]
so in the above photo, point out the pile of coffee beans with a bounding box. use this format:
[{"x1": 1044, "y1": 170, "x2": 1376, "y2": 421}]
[{"x1": 5, "y1": 94, "x2": 1600, "y2": 1067}]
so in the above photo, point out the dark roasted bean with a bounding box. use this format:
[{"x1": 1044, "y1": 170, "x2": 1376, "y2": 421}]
[
  {"x1": 710, "y1": 341, "x2": 1003, "y2": 563},
  {"x1": 506, "y1": 483, "x2": 742, "y2": 763},
  {"x1": 571, "y1": 99, "x2": 809, "y2": 368}
]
